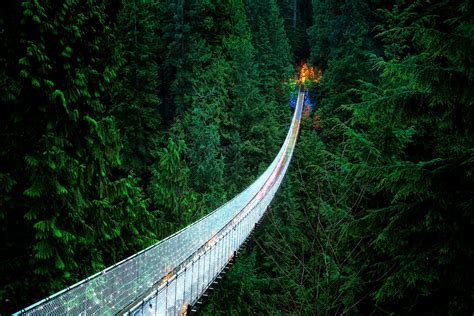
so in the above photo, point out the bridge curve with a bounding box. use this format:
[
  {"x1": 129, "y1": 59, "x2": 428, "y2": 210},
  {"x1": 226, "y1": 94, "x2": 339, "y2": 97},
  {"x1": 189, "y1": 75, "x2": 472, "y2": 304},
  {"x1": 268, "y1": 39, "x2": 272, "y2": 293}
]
[{"x1": 15, "y1": 87, "x2": 304, "y2": 316}]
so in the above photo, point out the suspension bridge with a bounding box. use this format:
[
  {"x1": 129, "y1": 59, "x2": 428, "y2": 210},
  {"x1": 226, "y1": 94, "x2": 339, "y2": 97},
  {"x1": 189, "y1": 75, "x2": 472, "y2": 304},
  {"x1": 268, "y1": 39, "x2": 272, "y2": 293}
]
[{"x1": 15, "y1": 87, "x2": 304, "y2": 316}]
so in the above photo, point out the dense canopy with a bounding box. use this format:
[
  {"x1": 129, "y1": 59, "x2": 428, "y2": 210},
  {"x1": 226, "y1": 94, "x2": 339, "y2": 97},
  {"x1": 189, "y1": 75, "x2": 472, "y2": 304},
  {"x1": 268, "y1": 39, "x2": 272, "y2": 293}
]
[{"x1": 1, "y1": 0, "x2": 472, "y2": 314}]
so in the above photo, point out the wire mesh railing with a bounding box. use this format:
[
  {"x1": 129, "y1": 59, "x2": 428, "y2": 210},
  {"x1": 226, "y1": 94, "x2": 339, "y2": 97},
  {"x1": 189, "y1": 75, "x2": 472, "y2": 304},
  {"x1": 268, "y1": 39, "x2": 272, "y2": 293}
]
[{"x1": 15, "y1": 87, "x2": 303, "y2": 316}]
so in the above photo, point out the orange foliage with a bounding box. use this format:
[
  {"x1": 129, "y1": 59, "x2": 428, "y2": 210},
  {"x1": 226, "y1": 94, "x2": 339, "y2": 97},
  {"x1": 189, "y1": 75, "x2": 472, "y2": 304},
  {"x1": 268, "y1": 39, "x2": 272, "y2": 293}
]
[
  {"x1": 313, "y1": 114, "x2": 321, "y2": 129},
  {"x1": 297, "y1": 62, "x2": 322, "y2": 84},
  {"x1": 299, "y1": 63, "x2": 309, "y2": 83},
  {"x1": 302, "y1": 104, "x2": 311, "y2": 117},
  {"x1": 314, "y1": 69, "x2": 322, "y2": 83}
]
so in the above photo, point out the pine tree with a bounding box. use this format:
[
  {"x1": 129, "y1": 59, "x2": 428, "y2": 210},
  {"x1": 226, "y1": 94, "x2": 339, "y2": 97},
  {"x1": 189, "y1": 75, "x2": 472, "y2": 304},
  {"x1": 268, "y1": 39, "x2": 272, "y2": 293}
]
[
  {"x1": 345, "y1": 1, "x2": 474, "y2": 312},
  {"x1": 246, "y1": 0, "x2": 293, "y2": 100},
  {"x1": 0, "y1": 1, "x2": 157, "y2": 312},
  {"x1": 150, "y1": 136, "x2": 197, "y2": 230},
  {"x1": 111, "y1": 0, "x2": 162, "y2": 181},
  {"x1": 277, "y1": 0, "x2": 312, "y2": 61},
  {"x1": 204, "y1": 0, "x2": 473, "y2": 314},
  {"x1": 181, "y1": 56, "x2": 228, "y2": 210},
  {"x1": 158, "y1": 0, "x2": 200, "y2": 120},
  {"x1": 219, "y1": 0, "x2": 283, "y2": 193}
]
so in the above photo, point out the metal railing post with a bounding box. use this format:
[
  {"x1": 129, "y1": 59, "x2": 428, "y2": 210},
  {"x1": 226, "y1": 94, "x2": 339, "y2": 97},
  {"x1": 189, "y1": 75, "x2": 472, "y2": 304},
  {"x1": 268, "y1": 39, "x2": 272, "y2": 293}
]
[
  {"x1": 164, "y1": 282, "x2": 168, "y2": 315},
  {"x1": 190, "y1": 261, "x2": 194, "y2": 304},
  {"x1": 174, "y1": 275, "x2": 178, "y2": 316},
  {"x1": 183, "y1": 268, "x2": 186, "y2": 310},
  {"x1": 197, "y1": 255, "x2": 201, "y2": 298}
]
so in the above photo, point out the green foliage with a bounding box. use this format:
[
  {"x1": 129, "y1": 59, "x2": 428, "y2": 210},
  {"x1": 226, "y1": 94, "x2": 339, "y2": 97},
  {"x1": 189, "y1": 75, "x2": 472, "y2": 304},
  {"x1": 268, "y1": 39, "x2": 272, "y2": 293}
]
[
  {"x1": 5, "y1": 0, "x2": 471, "y2": 314},
  {"x1": 345, "y1": 2, "x2": 474, "y2": 312},
  {"x1": 111, "y1": 0, "x2": 162, "y2": 180},
  {"x1": 246, "y1": 0, "x2": 293, "y2": 99},
  {"x1": 206, "y1": 0, "x2": 473, "y2": 314},
  {"x1": 202, "y1": 248, "x2": 269, "y2": 315},
  {"x1": 0, "y1": 0, "x2": 158, "y2": 312},
  {"x1": 1, "y1": 0, "x2": 293, "y2": 313},
  {"x1": 150, "y1": 137, "x2": 197, "y2": 228},
  {"x1": 277, "y1": 0, "x2": 313, "y2": 60}
]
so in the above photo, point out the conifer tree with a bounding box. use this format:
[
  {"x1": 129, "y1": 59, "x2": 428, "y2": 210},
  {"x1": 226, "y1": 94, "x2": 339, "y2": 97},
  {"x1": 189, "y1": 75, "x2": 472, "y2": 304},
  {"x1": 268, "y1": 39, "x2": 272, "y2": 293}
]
[
  {"x1": 181, "y1": 56, "x2": 228, "y2": 209},
  {"x1": 111, "y1": 0, "x2": 162, "y2": 181},
  {"x1": 0, "y1": 1, "x2": 157, "y2": 311},
  {"x1": 158, "y1": 0, "x2": 211, "y2": 119},
  {"x1": 150, "y1": 136, "x2": 197, "y2": 230},
  {"x1": 204, "y1": 0, "x2": 473, "y2": 314},
  {"x1": 218, "y1": 0, "x2": 282, "y2": 192},
  {"x1": 277, "y1": 0, "x2": 312, "y2": 60},
  {"x1": 345, "y1": 1, "x2": 474, "y2": 312},
  {"x1": 246, "y1": 0, "x2": 293, "y2": 101}
]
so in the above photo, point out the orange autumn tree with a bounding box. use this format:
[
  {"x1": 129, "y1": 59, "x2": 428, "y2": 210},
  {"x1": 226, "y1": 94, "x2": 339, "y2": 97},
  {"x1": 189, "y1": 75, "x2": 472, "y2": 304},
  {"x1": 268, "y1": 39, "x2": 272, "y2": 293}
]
[{"x1": 298, "y1": 62, "x2": 322, "y2": 85}]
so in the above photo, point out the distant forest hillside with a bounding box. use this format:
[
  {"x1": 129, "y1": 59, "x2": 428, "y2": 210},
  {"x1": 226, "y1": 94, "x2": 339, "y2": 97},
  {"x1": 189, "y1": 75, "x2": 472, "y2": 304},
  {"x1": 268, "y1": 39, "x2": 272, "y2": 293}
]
[{"x1": 1, "y1": 0, "x2": 472, "y2": 314}]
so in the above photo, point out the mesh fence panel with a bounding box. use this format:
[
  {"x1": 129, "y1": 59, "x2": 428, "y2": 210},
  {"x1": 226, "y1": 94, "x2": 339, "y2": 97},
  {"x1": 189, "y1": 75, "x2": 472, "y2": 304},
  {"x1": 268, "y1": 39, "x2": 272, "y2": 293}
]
[{"x1": 155, "y1": 288, "x2": 166, "y2": 316}]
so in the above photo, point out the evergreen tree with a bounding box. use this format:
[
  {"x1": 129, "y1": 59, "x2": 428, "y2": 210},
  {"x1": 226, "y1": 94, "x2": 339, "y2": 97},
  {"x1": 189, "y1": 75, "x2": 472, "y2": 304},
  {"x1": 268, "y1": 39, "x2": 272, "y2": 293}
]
[
  {"x1": 150, "y1": 136, "x2": 197, "y2": 230},
  {"x1": 308, "y1": 0, "x2": 373, "y2": 123},
  {"x1": 204, "y1": 0, "x2": 473, "y2": 314},
  {"x1": 158, "y1": 0, "x2": 203, "y2": 120},
  {"x1": 111, "y1": 0, "x2": 162, "y2": 181},
  {"x1": 181, "y1": 58, "x2": 228, "y2": 210},
  {"x1": 220, "y1": 0, "x2": 283, "y2": 193},
  {"x1": 277, "y1": 0, "x2": 312, "y2": 61},
  {"x1": 246, "y1": 0, "x2": 293, "y2": 96},
  {"x1": 3, "y1": 0, "x2": 471, "y2": 314},
  {"x1": 345, "y1": 1, "x2": 474, "y2": 312},
  {"x1": 0, "y1": 1, "x2": 157, "y2": 312}
]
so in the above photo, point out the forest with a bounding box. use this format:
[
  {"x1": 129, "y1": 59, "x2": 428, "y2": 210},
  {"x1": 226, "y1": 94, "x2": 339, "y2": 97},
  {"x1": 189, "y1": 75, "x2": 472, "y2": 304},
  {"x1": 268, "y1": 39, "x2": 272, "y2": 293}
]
[{"x1": 0, "y1": 0, "x2": 473, "y2": 314}]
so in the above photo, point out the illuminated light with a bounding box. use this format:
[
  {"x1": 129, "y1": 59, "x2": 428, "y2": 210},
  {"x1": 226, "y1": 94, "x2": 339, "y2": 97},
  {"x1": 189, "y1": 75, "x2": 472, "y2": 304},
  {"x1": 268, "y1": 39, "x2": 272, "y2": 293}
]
[
  {"x1": 178, "y1": 302, "x2": 189, "y2": 315},
  {"x1": 296, "y1": 62, "x2": 322, "y2": 85},
  {"x1": 207, "y1": 231, "x2": 218, "y2": 247}
]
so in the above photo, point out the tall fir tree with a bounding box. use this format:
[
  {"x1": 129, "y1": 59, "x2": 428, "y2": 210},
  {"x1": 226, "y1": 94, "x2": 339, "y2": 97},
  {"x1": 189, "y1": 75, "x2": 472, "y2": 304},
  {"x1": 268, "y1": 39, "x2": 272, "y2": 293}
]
[
  {"x1": 111, "y1": 0, "x2": 162, "y2": 182},
  {"x1": 0, "y1": 1, "x2": 157, "y2": 312},
  {"x1": 344, "y1": 1, "x2": 474, "y2": 312}
]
